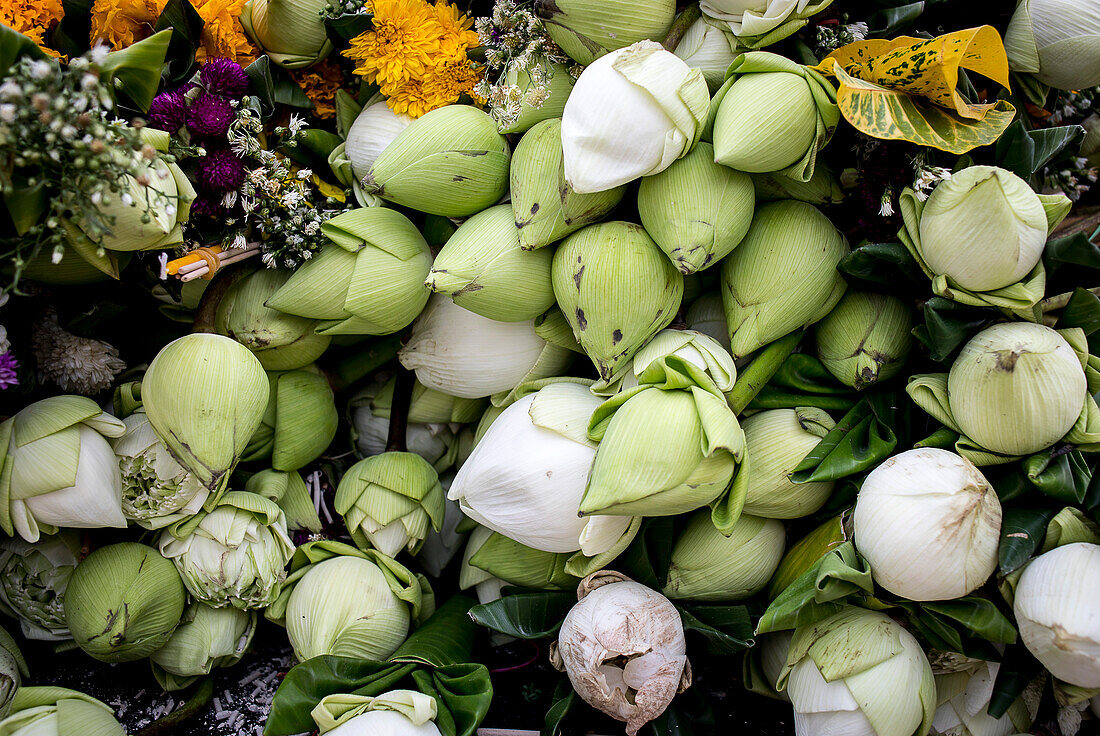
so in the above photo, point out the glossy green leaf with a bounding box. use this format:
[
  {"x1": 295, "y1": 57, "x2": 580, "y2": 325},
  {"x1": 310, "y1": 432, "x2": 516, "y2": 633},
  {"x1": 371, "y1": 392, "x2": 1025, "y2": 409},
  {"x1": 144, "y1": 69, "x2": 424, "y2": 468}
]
[
  {"x1": 542, "y1": 682, "x2": 575, "y2": 736},
  {"x1": 1044, "y1": 232, "x2": 1100, "y2": 280},
  {"x1": 922, "y1": 597, "x2": 1017, "y2": 645},
  {"x1": 392, "y1": 595, "x2": 479, "y2": 668},
  {"x1": 618, "y1": 517, "x2": 676, "y2": 590},
  {"x1": 995, "y1": 120, "x2": 1085, "y2": 180},
  {"x1": 988, "y1": 644, "x2": 1042, "y2": 719},
  {"x1": 0, "y1": 23, "x2": 47, "y2": 77},
  {"x1": 998, "y1": 507, "x2": 1058, "y2": 574},
  {"x1": 677, "y1": 604, "x2": 754, "y2": 656},
  {"x1": 912, "y1": 297, "x2": 999, "y2": 363},
  {"x1": 790, "y1": 392, "x2": 902, "y2": 483},
  {"x1": 756, "y1": 541, "x2": 873, "y2": 634},
  {"x1": 837, "y1": 242, "x2": 925, "y2": 292},
  {"x1": 410, "y1": 664, "x2": 493, "y2": 736},
  {"x1": 468, "y1": 590, "x2": 575, "y2": 639},
  {"x1": 99, "y1": 29, "x2": 173, "y2": 111},
  {"x1": 1022, "y1": 449, "x2": 1093, "y2": 505},
  {"x1": 748, "y1": 353, "x2": 857, "y2": 412},
  {"x1": 153, "y1": 0, "x2": 204, "y2": 86},
  {"x1": 727, "y1": 331, "x2": 803, "y2": 415}
]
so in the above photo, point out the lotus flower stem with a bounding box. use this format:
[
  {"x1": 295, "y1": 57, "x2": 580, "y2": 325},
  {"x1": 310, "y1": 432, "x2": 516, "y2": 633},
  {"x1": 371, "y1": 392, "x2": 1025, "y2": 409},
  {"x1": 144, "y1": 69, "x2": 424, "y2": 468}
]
[
  {"x1": 386, "y1": 366, "x2": 415, "y2": 453},
  {"x1": 135, "y1": 676, "x2": 214, "y2": 736},
  {"x1": 661, "y1": 3, "x2": 702, "y2": 52},
  {"x1": 727, "y1": 330, "x2": 803, "y2": 414}
]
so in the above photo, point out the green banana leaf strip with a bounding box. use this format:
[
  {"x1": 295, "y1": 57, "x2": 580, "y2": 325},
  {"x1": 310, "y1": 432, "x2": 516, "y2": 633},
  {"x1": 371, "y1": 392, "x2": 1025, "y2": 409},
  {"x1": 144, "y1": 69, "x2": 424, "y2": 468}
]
[
  {"x1": 756, "y1": 541, "x2": 873, "y2": 634},
  {"x1": 541, "y1": 681, "x2": 575, "y2": 736},
  {"x1": 410, "y1": 665, "x2": 493, "y2": 736},
  {"x1": 912, "y1": 297, "x2": 1000, "y2": 363},
  {"x1": 988, "y1": 644, "x2": 1044, "y2": 719},
  {"x1": 748, "y1": 353, "x2": 857, "y2": 412},
  {"x1": 1024, "y1": 449, "x2": 1093, "y2": 505},
  {"x1": 153, "y1": 0, "x2": 204, "y2": 86},
  {"x1": 995, "y1": 120, "x2": 1085, "y2": 181},
  {"x1": 837, "y1": 242, "x2": 925, "y2": 292},
  {"x1": 677, "y1": 604, "x2": 754, "y2": 656},
  {"x1": 922, "y1": 597, "x2": 1018, "y2": 645},
  {"x1": 468, "y1": 590, "x2": 575, "y2": 639},
  {"x1": 790, "y1": 392, "x2": 902, "y2": 483},
  {"x1": 998, "y1": 507, "x2": 1059, "y2": 574},
  {"x1": 618, "y1": 517, "x2": 676, "y2": 590}
]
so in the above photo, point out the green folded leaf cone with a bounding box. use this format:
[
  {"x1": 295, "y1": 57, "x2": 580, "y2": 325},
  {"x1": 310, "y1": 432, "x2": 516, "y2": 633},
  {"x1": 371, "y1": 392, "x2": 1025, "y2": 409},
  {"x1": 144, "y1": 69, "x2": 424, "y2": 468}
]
[
  {"x1": 1005, "y1": 0, "x2": 1100, "y2": 90},
  {"x1": 664, "y1": 510, "x2": 785, "y2": 601},
  {"x1": 244, "y1": 469, "x2": 322, "y2": 533},
  {"x1": 335, "y1": 452, "x2": 445, "y2": 558},
  {"x1": 0, "y1": 395, "x2": 127, "y2": 543},
  {"x1": 552, "y1": 222, "x2": 684, "y2": 382},
  {"x1": 240, "y1": 0, "x2": 333, "y2": 68},
  {"x1": 64, "y1": 542, "x2": 187, "y2": 663},
  {"x1": 426, "y1": 204, "x2": 556, "y2": 322},
  {"x1": 712, "y1": 52, "x2": 839, "y2": 182},
  {"x1": 266, "y1": 208, "x2": 432, "y2": 336},
  {"x1": 815, "y1": 292, "x2": 912, "y2": 391},
  {"x1": 721, "y1": 200, "x2": 849, "y2": 358},
  {"x1": 509, "y1": 118, "x2": 626, "y2": 251},
  {"x1": 533, "y1": 0, "x2": 676, "y2": 65},
  {"x1": 741, "y1": 408, "x2": 835, "y2": 519},
  {"x1": 778, "y1": 607, "x2": 936, "y2": 736},
  {"x1": 931, "y1": 661, "x2": 1032, "y2": 736},
  {"x1": 141, "y1": 334, "x2": 269, "y2": 494},
  {"x1": 638, "y1": 141, "x2": 755, "y2": 275},
  {"x1": 158, "y1": 492, "x2": 294, "y2": 610},
  {"x1": 364, "y1": 106, "x2": 511, "y2": 217},
  {"x1": 596, "y1": 328, "x2": 737, "y2": 396},
  {"x1": 150, "y1": 602, "x2": 257, "y2": 691},
  {"x1": 243, "y1": 366, "x2": 338, "y2": 472},
  {"x1": 214, "y1": 268, "x2": 331, "y2": 371},
  {"x1": 685, "y1": 292, "x2": 731, "y2": 352},
  {"x1": 0, "y1": 533, "x2": 81, "y2": 641},
  {"x1": 112, "y1": 409, "x2": 209, "y2": 530},
  {"x1": 312, "y1": 689, "x2": 443, "y2": 736},
  {"x1": 497, "y1": 64, "x2": 576, "y2": 134},
  {"x1": 0, "y1": 686, "x2": 126, "y2": 736}
]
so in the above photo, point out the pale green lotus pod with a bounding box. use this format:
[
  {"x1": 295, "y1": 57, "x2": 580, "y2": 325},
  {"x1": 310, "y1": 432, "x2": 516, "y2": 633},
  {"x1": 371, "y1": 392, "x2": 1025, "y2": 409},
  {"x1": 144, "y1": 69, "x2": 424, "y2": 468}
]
[
  {"x1": 150, "y1": 602, "x2": 257, "y2": 691},
  {"x1": 0, "y1": 687, "x2": 126, "y2": 736},
  {"x1": 674, "y1": 16, "x2": 740, "y2": 92},
  {"x1": 664, "y1": 511, "x2": 785, "y2": 601},
  {"x1": 335, "y1": 452, "x2": 445, "y2": 558},
  {"x1": 581, "y1": 357, "x2": 746, "y2": 517},
  {"x1": 497, "y1": 64, "x2": 576, "y2": 134},
  {"x1": 344, "y1": 101, "x2": 414, "y2": 182},
  {"x1": 266, "y1": 540, "x2": 431, "y2": 661},
  {"x1": 64, "y1": 542, "x2": 186, "y2": 662},
  {"x1": 399, "y1": 295, "x2": 574, "y2": 400},
  {"x1": 112, "y1": 410, "x2": 209, "y2": 530},
  {"x1": 638, "y1": 142, "x2": 755, "y2": 274},
  {"x1": 701, "y1": 0, "x2": 833, "y2": 39},
  {"x1": 0, "y1": 533, "x2": 81, "y2": 641},
  {"x1": 510, "y1": 118, "x2": 626, "y2": 251},
  {"x1": 931, "y1": 661, "x2": 1032, "y2": 736},
  {"x1": 364, "y1": 106, "x2": 510, "y2": 217},
  {"x1": 0, "y1": 395, "x2": 126, "y2": 543},
  {"x1": 0, "y1": 626, "x2": 24, "y2": 719},
  {"x1": 898, "y1": 166, "x2": 1070, "y2": 313},
  {"x1": 595, "y1": 328, "x2": 737, "y2": 396},
  {"x1": 214, "y1": 268, "x2": 331, "y2": 371},
  {"x1": 242, "y1": 366, "x2": 338, "y2": 472},
  {"x1": 1005, "y1": 0, "x2": 1100, "y2": 90},
  {"x1": 685, "y1": 293, "x2": 731, "y2": 352},
  {"x1": 741, "y1": 408, "x2": 835, "y2": 519},
  {"x1": 239, "y1": 0, "x2": 332, "y2": 68},
  {"x1": 534, "y1": 0, "x2": 676, "y2": 65},
  {"x1": 778, "y1": 607, "x2": 936, "y2": 736},
  {"x1": 712, "y1": 52, "x2": 839, "y2": 182},
  {"x1": 562, "y1": 41, "x2": 711, "y2": 193},
  {"x1": 266, "y1": 208, "x2": 432, "y2": 336},
  {"x1": 244, "y1": 468, "x2": 322, "y2": 533},
  {"x1": 552, "y1": 222, "x2": 684, "y2": 383},
  {"x1": 815, "y1": 292, "x2": 912, "y2": 391},
  {"x1": 158, "y1": 492, "x2": 294, "y2": 610},
  {"x1": 753, "y1": 165, "x2": 844, "y2": 205},
  {"x1": 142, "y1": 334, "x2": 269, "y2": 494},
  {"x1": 426, "y1": 204, "x2": 556, "y2": 322},
  {"x1": 313, "y1": 689, "x2": 443, "y2": 736},
  {"x1": 720, "y1": 200, "x2": 849, "y2": 358}
]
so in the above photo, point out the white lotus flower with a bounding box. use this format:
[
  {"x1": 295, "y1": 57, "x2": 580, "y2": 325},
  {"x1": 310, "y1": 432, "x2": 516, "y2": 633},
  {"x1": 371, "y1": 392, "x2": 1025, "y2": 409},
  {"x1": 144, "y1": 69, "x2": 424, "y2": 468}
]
[
  {"x1": 931, "y1": 661, "x2": 1032, "y2": 736},
  {"x1": 345, "y1": 101, "x2": 414, "y2": 182},
  {"x1": 701, "y1": 0, "x2": 821, "y2": 37},
  {"x1": 673, "y1": 17, "x2": 739, "y2": 91}
]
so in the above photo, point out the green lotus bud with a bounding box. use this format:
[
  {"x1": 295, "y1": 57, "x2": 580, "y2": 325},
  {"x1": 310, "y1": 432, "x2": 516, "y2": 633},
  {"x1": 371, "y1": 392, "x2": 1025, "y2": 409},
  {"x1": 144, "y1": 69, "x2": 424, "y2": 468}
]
[
  {"x1": 244, "y1": 469, "x2": 322, "y2": 533},
  {"x1": 907, "y1": 166, "x2": 1070, "y2": 293},
  {"x1": 345, "y1": 101, "x2": 414, "y2": 182},
  {"x1": 534, "y1": 0, "x2": 676, "y2": 65},
  {"x1": 158, "y1": 492, "x2": 294, "y2": 609},
  {"x1": 0, "y1": 687, "x2": 126, "y2": 736},
  {"x1": 142, "y1": 334, "x2": 269, "y2": 493},
  {"x1": 685, "y1": 293, "x2": 731, "y2": 351},
  {"x1": 64, "y1": 542, "x2": 186, "y2": 662},
  {"x1": 243, "y1": 366, "x2": 339, "y2": 472},
  {"x1": 673, "y1": 16, "x2": 739, "y2": 92},
  {"x1": 426, "y1": 204, "x2": 556, "y2": 322},
  {"x1": 336, "y1": 452, "x2": 445, "y2": 558},
  {"x1": 497, "y1": 64, "x2": 577, "y2": 134},
  {"x1": 0, "y1": 396, "x2": 126, "y2": 543},
  {"x1": 510, "y1": 118, "x2": 626, "y2": 251},
  {"x1": 815, "y1": 292, "x2": 912, "y2": 391},
  {"x1": 753, "y1": 166, "x2": 844, "y2": 205},
  {"x1": 947, "y1": 322, "x2": 1086, "y2": 456},
  {"x1": 712, "y1": 52, "x2": 838, "y2": 180},
  {"x1": 112, "y1": 410, "x2": 209, "y2": 530},
  {"x1": 266, "y1": 208, "x2": 432, "y2": 335},
  {"x1": 150, "y1": 602, "x2": 256, "y2": 691},
  {"x1": 0, "y1": 626, "x2": 25, "y2": 718},
  {"x1": 721, "y1": 200, "x2": 849, "y2": 358},
  {"x1": 597, "y1": 328, "x2": 736, "y2": 395},
  {"x1": 664, "y1": 511, "x2": 785, "y2": 601},
  {"x1": 552, "y1": 222, "x2": 684, "y2": 382},
  {"x1": 364, "y1": 106, "x2": 510, "y2": 217},
  {"x1": 741, "y1": 408, "x2": 835, "y2": 519},
  {"x1": 1005, "y1": 0, "x2": 1100, "y2": 90},
  {"x1": 638, "y1": 142, "x2": 755, "y2": 274},
  {"x1": 214, "y1": 268, "x2": 331, "y2": 371},
  {"x1": 240, "y1": 0, "x2": 332, "y2": 68},
  {"x1": 0, "y1": 533, "x2": 81, "y2": 641},
  {"x1": 582, "y1": 359, "x2": 746, "y2": 516}
]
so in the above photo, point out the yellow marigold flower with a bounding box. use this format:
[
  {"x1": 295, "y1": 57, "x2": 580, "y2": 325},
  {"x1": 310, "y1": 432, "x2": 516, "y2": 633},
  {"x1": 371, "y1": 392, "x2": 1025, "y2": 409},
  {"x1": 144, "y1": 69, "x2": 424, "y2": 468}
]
[
  {"x1": 433, "y1": 1, "x2": 479, "y2": 56},
  {"x1": 2, "y1": 0, "x2": 64, "y2": 56},
  {"x1": 342, "y1": 0, "x2": 442, "y2": 87},
  {"x1": 192, "y1": 0, "x2": 258, "y2": 65},
  {"x1": 290, "y1": 59, "x2": 345, "y2": 118},
  {"x1": 90, "y1": 0, "x2": 167, "y2": 48},
  {"x1": 383, "y1": 58, "x2": 482, "y2": 118}
]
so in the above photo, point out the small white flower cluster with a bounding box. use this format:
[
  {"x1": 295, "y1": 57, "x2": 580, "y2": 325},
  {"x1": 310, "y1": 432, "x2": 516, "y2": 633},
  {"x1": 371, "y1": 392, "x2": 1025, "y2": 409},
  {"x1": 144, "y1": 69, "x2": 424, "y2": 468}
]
[
  {"x1": 910, "y1": 151, "x2": 953, "y2": 202},
  {"x1": 814, "y1": 20, "x2": 869, "y2": 56}
]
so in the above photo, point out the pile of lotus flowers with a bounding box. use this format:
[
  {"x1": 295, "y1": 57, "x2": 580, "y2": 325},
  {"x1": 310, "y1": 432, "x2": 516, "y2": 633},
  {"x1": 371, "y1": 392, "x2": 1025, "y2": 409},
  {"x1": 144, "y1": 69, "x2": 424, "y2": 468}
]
[{"x1": 1, "y1": 0, "x2": 1100, "y2": 735}]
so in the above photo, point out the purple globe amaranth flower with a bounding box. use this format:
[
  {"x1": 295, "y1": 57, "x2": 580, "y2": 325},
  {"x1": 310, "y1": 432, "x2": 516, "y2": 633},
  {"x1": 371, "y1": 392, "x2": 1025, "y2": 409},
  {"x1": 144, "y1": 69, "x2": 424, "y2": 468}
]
[
  {"x1": 148, "y1": 90, "x2": 188, "y2": 132},
  {"x1": 190, "y1": 194, "x2": 230, "y2": 218},
  {"x1": 187, "y1": 93, "x2": 235, "y2": 138},
  {"x1": 198, "y1": 148, "x2": 247, "y2": 191},
  {"x1": 0, "y1": 352, "x2": 19, "y2": 389},
  {"x1": 199, "y1": 59, "x2": 249, "y2": 98}
]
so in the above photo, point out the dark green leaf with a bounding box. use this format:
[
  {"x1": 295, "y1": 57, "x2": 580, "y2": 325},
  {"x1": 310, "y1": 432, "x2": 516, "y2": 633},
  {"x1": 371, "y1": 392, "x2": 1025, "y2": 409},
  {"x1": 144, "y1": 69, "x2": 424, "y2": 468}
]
[
  {"x1": 99, "y1": 29, "x2": 173, "y2": 111},
  {"x1": 727, "y1": 330, "x2": 803, "y2": 414},
  {"x1": 748, "y1": 353, "x2": 857, "y2": 412},
  {"x1": 995, "y1": 120, "x2": 1085, "y2": 180},
  {"x1": 864, "y1": 2, "x2": 925, "y2": 37},
  {"x1": 153, "y1": 0, "x2": 203, "y2": 86},
  {"x1": 998, "y1": 507, "x2": 1059, "y2": 574},
  {"x1": 541, "y1": 682, "x2": 574, "y2": 736},
  {"x1": 325, "y1": 12, "x2": 375, "y2": 42},
  {"x1": 1023, "y1": 449, "x2": 1093, "y2": 504},
  {"x1": 619, "y1": 517, "x2": 676, "y2": 590},
  {"x1": 988, "y1": 644, "x2": 1042, "y2": 718},
  {"x1": 677, "y1": 604, "x2": 754, "y2": 656},
  {"x1": 645, "y1": 689, "x2": 715, "y2": 736},
  {"x1": 790, "y1": 393, "x2": 903, "y2": 483},
  {"x1": 837, "y1": 242, "x2": 925, "y2": 292},
  {"x1": 52, "y1": 0, "x2": 93, "y2": 58},
  {"x1": 392, "y1": 595, "x2": 479, "y2": 668},
  {"x1": 244, "y1": 56, "x2": 278, "y2": 117},
  {"x1": 411, "y1": 664, "x2": 493, "y2": 736},
  {"x1": 757, "y1": 542, "x2": 873, "y2": 634},
  {"x1": 1044, "y1": 231, "x2": 1100, "y2": 280},
  {"x1": 274, "y1": 72, "x2": 312, "y2": 109},
  {"x1": 913, "y1": 297, "x2": 998, "y2": 363},
  {"x1": 3, "y1": 179, "x2": 46, "y2": 235},
  {"x1": 1059, "y1": 288, "x2": 1100, "y2": 354},
  {"x1": 468, "y1": 591, "x2": 574, "y2": 639},
  {"x1": 922, "y1": 597, "x2": 1017, "y2": 645},
  {"x1": 0, "y1": 24, "x2": 48, "y2": 77},
  {"x1": 282, "y1": 129, "x2": 346, "y2": 173}
]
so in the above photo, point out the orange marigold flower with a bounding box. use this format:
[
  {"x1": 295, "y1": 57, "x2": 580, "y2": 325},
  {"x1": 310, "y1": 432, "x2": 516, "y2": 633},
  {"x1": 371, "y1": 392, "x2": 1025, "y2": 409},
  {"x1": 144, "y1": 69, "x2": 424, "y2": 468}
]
[
  {"x1": 192, "y1": 0, "x2": 258, "y2": 65},
  {"x1": 383, "y1": 58, "x2": 482, "y2": 118},
  {"x1": 342, "y1": 0, "x2": 442, "y2": 87},
  {"x1": 291, "y1": 59, "x2": 345, "y2": 119},
  {"x1": 90, "y1": 0, "x2": 167, "y2": 48},
  {"x1": 1, "y1": 0, "x2": 64, "y2": 56}
]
